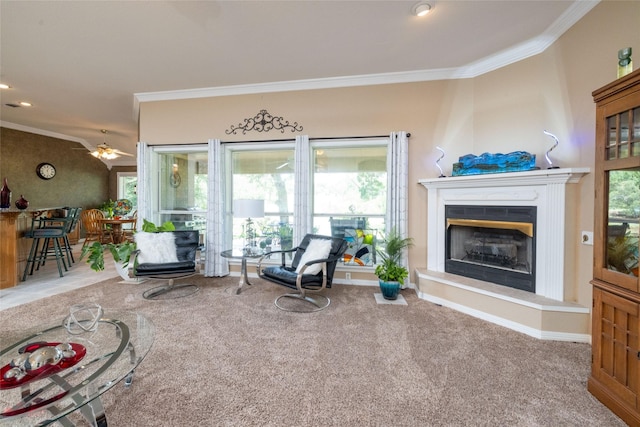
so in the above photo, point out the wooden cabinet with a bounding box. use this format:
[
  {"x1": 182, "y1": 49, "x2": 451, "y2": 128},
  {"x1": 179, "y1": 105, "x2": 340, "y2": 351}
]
[{"x1": 590, "y1": 68, "x2": 640, "y2": 425}]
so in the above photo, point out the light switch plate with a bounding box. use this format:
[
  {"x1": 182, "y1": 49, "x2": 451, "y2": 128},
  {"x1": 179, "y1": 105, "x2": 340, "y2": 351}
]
[{"x1": 581, "y1": 231, "x2": 593, "y2": 245}]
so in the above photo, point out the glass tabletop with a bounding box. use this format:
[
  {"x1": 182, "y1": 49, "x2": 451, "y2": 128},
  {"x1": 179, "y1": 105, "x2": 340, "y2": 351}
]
[
  {"x1": 0, "y1": 311, "x2": 154, "y2": 425},
  {"x1": 221, "y1": 248, "x2": 265, "y2": 259}
]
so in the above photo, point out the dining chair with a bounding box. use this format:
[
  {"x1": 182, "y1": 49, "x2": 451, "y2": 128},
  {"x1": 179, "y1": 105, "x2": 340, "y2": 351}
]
[
  {"x1": 81, "y1": 209, "x2": 112, "y2": 249},
  {"x1": 122, "y1": 210, "x2": 137, "y2": 242}
]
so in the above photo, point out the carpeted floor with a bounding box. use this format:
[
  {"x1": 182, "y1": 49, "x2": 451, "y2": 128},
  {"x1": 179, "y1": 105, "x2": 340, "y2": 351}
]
[{"x1": 0, "y1": 275, "x2": 624, "y2": 426}]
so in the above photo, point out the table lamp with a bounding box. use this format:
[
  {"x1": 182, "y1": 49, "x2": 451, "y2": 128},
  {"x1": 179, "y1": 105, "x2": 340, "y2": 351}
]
[{"x1": 233, "y1": 199, "x2": 264, "y2": 254}]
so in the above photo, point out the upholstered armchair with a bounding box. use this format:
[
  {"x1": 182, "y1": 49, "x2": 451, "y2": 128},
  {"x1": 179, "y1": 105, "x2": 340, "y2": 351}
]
[
  {"x1": 257, "y1": 234, "x2": 347, "y2": 312},
  {"x1": 128, "y1": 230, "x2": 201, "y2": 300}
]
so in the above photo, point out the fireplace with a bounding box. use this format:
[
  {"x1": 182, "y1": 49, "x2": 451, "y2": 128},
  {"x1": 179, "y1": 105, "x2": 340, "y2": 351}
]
[
  {"x1": 419, "y1": 168, "x2": 590, "y2": 301},
  {"x1": 445, "y1": 205, "x2": 536, "y2": 292},
  {"x1": 417, "y1": 168, "x2": 591, "y2": 342}
]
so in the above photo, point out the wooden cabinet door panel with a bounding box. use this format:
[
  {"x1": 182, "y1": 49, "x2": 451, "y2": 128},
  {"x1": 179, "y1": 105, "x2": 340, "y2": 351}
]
[{"x1": 593, "y1": 287, "x2": 640, "y2": 409}]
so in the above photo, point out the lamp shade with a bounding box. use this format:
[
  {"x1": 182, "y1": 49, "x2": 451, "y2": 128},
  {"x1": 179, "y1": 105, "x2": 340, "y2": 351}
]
[{"x1": 233, "y1": 199, "x2": 264, "y2": 219}]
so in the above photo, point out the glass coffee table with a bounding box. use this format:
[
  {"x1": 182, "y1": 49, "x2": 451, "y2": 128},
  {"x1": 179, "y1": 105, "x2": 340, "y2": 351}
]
[
  {"x1": 0, "y1": 311, "x2": 154, "y2": 426},
  {"x1": 221, "y1": 249, "x2": 264, "y2": 294}
]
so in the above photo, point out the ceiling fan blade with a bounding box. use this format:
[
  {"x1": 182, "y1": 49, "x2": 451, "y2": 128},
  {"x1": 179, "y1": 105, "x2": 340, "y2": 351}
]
[{"x1": 112, "y1": 149, "x2": 134, "y2": 157}]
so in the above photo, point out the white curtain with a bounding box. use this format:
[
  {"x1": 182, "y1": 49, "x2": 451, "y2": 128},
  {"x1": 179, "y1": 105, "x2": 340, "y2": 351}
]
[
  {"x1": 205, "y1": 139, "x2": 229, "y2": 276},
  {"x1": 293, "y1": 135, "x2": 310, "y2": 243},
  {"x1": 136, "y1": 141, "x2": 152, "y2": 231},
  {"x1": 387, "y1": 131, "x2": 410, "y2": 285}
]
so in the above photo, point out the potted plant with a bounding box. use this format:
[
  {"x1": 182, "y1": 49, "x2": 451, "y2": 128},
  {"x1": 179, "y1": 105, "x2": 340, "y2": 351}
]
[
  {"x1": 607, "y1": 234, "x2": 639, "y2": 275},
  {"x1": 99, "y1": 199, "x2": 116, "y2": 219},
  {"x1": 81, "y1": 219, "x2": 175, "y2": 279},
  {"x1": 374, "y1": 228, "x2": 414, "y2": 300}
]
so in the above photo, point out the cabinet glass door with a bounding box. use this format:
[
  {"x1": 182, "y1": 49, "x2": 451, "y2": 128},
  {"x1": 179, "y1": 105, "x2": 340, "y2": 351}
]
[
  {"x1": 607, "y1": 169, "x2": 640, "y2": 276},
  {"x1": 606, "y1": 107, "x2": 640, "y2": 160}
]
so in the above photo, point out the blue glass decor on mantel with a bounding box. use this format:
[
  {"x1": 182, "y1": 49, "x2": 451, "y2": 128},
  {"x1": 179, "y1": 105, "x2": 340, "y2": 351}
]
[{"x1": 451, "y1": 151, "x2": 538, "y2": 176}]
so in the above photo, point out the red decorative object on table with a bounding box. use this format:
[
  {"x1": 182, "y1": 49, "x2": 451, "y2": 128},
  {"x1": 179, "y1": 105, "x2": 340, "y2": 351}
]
[{"x1": 0, "y1": 342, "x2": 86, "y2": 390}]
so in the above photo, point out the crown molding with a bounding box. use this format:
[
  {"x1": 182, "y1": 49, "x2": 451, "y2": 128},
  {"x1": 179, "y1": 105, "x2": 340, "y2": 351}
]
[
  {"x1": 457, "y1": 0, "x2": 599, "y2": 77},
  {"x1": 133, "y1": 68, "x2": 459, "y2": 103},
  {"x1": 0, "y1": 121, "x2": 87, "y2": 144}
]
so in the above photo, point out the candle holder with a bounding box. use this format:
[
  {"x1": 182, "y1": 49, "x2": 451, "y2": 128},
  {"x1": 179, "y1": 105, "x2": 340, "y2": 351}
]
[
  {"x1": 435, "y1": 146, "x2": 446, "y2": 178},
  {"x1": 543, "y1": 130, "x2": 560, "y2": 169}
]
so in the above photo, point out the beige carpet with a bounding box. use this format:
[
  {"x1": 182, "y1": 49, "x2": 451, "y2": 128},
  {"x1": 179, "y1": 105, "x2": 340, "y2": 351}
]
[{"x1": 0, "y1": 275, "x2": 623, "y2": 426}]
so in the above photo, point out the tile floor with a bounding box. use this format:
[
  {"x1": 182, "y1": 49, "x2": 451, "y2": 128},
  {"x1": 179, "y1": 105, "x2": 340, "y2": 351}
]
[{"x1": 0, "y1": 244, "x2": 118, "y2": 311}]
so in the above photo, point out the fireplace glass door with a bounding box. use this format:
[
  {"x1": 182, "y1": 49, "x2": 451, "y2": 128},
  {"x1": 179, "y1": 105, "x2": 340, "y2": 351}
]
[{"x1": 445, "y1": 205, "x2": 536, "y2": 292}]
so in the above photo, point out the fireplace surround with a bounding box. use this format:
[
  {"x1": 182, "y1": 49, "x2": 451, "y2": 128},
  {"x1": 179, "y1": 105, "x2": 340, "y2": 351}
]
[{"x1": 418, "y1": 168, "x2": 591, "y2": 341}]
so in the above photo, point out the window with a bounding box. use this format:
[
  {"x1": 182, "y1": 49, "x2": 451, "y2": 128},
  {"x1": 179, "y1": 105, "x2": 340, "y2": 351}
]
[
  {"x1": 150, "y1": 146, "x2": 208, "y2": 238},
  {"x1": 142, "y1": 135, "x2": 401, "y2": 271},
  {"x1": 116, "y1": 172, "x2": 137, "y2": 210},
  {"x1": 225, "y1": 139, "x2": 387, "y2": 265},
  {"x1": 227, "y1": 144, "x2": 295, "y2": 252},
  {"x1": 312, "y1": 139, "x2": 387, "y2": 266}
]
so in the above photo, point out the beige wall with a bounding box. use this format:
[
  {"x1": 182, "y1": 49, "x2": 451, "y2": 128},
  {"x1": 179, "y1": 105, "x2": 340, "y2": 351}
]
[
  {"x1": 139, "y1": 2, "x2": 640, "y2": 308},
  {"x1": 0, "y1": 127, "x2": 111, "y2": 211}
]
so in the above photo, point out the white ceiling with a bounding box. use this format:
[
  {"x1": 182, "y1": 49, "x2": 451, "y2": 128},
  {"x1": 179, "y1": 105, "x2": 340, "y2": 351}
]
[{"x1": 0, "y1": 0, "x2": 598, "y2": 165}]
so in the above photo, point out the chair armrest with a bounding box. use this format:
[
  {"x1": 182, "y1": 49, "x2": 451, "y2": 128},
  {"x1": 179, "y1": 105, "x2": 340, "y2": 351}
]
[
  {"x1": 295, "y1": 250, "x2": 346, "y2": 278},
  {"x1": 258, "y1": 247, "x2": 298, "y2": 266},
  {"x1": 299, "y1": 251, "x2": 345, "y2": 271},
  {"x1": 35, "y1": 217, "x2": 70, "y2": 229},
  {"x1": 256, "y1": 247, "x2": 298, "y2": 276}
]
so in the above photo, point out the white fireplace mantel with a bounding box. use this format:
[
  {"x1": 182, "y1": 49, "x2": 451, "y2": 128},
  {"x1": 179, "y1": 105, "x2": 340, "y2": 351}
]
[{"x1": 418, "y1": 168, "x2": 589, "y2": 301}]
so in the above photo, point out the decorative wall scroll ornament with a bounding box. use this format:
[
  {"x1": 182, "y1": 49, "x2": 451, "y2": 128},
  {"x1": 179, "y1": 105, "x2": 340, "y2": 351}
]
[
  {"x1": 543, "y1": 130, "x2": 560, "y2": 169},
  {"x1": 225, "y1": 109, "x2": 303, "y2": 135},
  {"x1": 435, "y1": 146, "x2": 446, "y2": 178}
]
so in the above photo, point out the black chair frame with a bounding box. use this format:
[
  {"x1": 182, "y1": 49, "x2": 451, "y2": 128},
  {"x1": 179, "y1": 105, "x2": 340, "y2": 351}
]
[
  {"x1": 128, "y1": 230, "x2": 202, "y2": 300},
  {"x1": 257, "y1": 234, "x2": 347, "y2": 312}
]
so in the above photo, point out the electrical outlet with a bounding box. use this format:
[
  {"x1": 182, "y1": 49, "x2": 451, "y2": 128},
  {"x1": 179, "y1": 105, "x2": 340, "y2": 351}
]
[
  {"x1": 581, "y1": 231, "x2": 593, "y2": 245},
  {"x1": 345, "y1": 272, "x2": 351, "y2": 280}
]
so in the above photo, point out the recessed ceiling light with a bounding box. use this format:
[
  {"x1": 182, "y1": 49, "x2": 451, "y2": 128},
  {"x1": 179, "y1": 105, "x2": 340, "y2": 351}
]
[
  {"x1": 19, "y1": 101, "x2": 32, "y2": 107},
  {"x1": 412, "y1": 1, "x2": 432, "y2": 17},
  {"x1": 0, "y1": 83, "x2": 10, "y2": 89}
]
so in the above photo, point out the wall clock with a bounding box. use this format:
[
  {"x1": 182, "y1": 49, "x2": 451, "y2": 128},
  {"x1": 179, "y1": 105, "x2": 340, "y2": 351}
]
[{"x1": 36, "y1": 162, "x2": 56, "y2": 180}]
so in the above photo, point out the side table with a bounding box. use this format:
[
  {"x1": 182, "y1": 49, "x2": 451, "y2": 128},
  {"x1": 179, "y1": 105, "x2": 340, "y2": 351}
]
[{"x1": 221, "y1": 249, "x2": 264, "y2": 294}]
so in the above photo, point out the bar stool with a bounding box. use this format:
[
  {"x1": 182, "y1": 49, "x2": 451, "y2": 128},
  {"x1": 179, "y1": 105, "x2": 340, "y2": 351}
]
[
  {"x1": 39, "y1": 207, "x2": 82, "y2": 266},
  {"x1": 22, "y1": 219, "x2": 68, "y2": 280}
]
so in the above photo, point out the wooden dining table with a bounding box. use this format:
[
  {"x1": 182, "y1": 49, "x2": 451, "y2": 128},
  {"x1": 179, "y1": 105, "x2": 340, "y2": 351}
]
[{"x1": 98, "y1": 217, "x2": 136, "y2": 244}]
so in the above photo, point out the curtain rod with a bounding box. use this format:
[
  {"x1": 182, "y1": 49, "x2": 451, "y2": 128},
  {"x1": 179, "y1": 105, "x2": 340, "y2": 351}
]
[{"x1": 222, "y1": 133, "x2": 410, "y2": 144}]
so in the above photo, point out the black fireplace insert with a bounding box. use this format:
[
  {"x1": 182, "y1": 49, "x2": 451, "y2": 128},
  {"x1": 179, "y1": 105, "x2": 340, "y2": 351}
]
[{"x1": 445, "y1": 205, "x2": 536, "y2": 292}]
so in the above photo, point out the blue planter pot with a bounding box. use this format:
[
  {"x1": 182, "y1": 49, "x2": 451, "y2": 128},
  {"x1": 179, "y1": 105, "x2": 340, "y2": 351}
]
[{"x1": 379, "y1": 280, "x2": 401, "y2": 300}]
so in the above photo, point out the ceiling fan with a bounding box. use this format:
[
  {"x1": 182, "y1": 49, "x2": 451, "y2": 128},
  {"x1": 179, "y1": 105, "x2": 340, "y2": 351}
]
[{"x1": 88, "y1": 130, "x2": 133, "y2": 159}]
